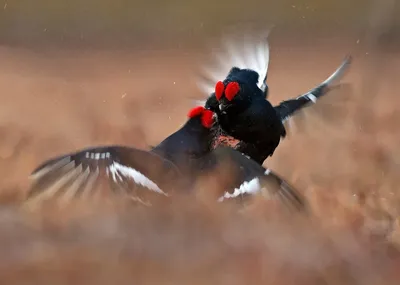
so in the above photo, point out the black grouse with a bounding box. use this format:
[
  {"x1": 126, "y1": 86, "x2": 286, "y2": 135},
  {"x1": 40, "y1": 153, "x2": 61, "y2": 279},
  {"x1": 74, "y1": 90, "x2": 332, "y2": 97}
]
[
  {"x1": 151, "y1": 105, "x2": 305, "y2": 209},
  {"x1": 25, "y1": 106, "x2": 305, "y2": 210},
  {"x1": 195, "y1": 31, "x2": 352, "y2": 165}
]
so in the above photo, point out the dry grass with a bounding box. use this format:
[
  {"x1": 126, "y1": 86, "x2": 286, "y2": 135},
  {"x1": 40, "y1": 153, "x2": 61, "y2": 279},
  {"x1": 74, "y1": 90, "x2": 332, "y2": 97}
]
[{"x1": 0, "y1": 37, "x2": 400, "y2": 284}]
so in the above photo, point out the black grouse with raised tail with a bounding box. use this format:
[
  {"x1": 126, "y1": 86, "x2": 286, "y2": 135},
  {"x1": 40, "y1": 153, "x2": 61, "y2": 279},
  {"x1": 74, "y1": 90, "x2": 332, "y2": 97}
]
[{"x1": 196, "y1": 31, "x2": 352, "y2": 164}]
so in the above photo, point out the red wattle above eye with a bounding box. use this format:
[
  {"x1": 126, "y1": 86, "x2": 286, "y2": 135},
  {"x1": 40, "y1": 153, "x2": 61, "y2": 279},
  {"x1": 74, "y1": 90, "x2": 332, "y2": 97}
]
[
  {"x1": 201, "y1": 109, "x2": 214, "y2": 128},
  {"x1": 225, "y1": 82, "x2": 240, "y2": 101},
  {"x1": 215, "y1": 81, "x2": 225, "y2": 101},
  {"x1": 188, "y1": 106, "x2": 205, "y2": 118}
]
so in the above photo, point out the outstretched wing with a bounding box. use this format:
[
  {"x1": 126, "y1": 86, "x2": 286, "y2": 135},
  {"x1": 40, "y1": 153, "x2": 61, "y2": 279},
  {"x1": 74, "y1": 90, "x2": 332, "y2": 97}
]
[
  {"x1": 194, "y1": 29, "x2": 272, "y2": 106},
  {"x1": 26, "y1": 145, "x2": 183, "y2": 207},
  {"x1": 218, "y1": 167, "x2": 305, "y2": 212},
  {"x1": 275, "y1": 55, "x2": 353, "y2": 138},
  {"x1": 212, "y1": 146, "x2": 305, "y2": 211},
  {"x1": 276, "y1": 55, "x2": 352, "y2": 123}
]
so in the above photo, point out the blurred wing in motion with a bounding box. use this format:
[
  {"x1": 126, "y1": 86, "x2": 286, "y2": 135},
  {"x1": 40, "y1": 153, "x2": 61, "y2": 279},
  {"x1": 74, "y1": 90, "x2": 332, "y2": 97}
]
[
  {"x1": 26, "y1": 146, "x2": 183, "y2": 207},
  {"x1": 275, "y1": 55, "x2": 354, "y2": 137},
  {"x1": 213, "y1": 146, "x2": 305, "y2": 211},
  {"x1": 218, "y1": 168, "x2": 305, "y2": 212},
  {"x1": 276, "y1": 55, "x2": 352, "y2": 123},
  {"x1": 284, "y1": 83, "x2": 355, "y2": 137},
  {"x1": 194, "y1": 29, "x2": 272, "y2": 106},
  {"x1": 258, "y1": 169, "x2": 306, "y2": 211}
]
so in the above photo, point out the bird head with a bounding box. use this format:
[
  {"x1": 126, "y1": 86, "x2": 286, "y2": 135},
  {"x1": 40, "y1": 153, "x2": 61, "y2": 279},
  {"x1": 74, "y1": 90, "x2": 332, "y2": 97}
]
[
  {"x1": 214, "y1": 67, "x2": 263, "y2": 113},
  {"x1": 214, "y1": 80, "x2": 246, "y2": 113},
  {"x1": 176, "y1": 106, "x2": 218, "y2": 160},
  {"x1": 187, "y1": 106, "x2": 216, "y2": 129}
]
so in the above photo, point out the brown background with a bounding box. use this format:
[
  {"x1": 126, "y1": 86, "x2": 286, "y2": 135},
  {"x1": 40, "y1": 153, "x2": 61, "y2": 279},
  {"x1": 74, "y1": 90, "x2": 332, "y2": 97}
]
[
  {"x1": 0, "y1": 0, "x2": 399, "y2": 48},
  {"x1": 0, "y1": 0, "x2": 400, "y2": 283}
]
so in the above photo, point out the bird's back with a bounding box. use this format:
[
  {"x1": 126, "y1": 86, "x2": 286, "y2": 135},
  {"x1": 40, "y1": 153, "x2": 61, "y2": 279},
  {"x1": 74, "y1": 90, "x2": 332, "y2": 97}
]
[
  {"x1": 220, "y1": 97, "x2": 284, "y2": 142},
  {"x1": 151, "y1": 118, "x2": 215, "y2": 179}
]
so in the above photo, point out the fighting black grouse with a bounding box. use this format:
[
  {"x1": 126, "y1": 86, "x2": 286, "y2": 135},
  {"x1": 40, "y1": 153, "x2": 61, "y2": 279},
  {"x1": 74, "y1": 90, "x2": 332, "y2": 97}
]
[
  {"x1": 151, "y1": 106, "x2": 305, "y2": 209},
  {"x1": 196, "y1": 31, "x2": 352, "y2": 165},
  {"x1": 26, "y1": 106, "x2": 305, "y2": 210}
]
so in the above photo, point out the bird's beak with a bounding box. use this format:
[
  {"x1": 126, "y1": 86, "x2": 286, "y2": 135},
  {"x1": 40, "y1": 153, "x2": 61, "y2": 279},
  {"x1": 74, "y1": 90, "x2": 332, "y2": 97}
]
[
  {"x1": 219, "y1": 104, "x2": 228, "y2": 113},
  {"x1": 212, "y1": 113, "x2": 219, "y2": 123}
]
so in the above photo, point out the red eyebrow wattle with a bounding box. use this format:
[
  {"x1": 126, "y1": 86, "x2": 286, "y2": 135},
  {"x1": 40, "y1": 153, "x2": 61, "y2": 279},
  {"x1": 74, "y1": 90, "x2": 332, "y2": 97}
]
[
  {"x1": 225, "y1": 82, "x2": 240, "y2": 101},
  {"x1": 201, "y1": 109, "x2": 214, "y2": 128},
  {"x1": 215, "y1": 81, "x2": 225, "y2": 101},
  {"x1": 188, "y1": 106, "x2": 205, "y2": 118}
]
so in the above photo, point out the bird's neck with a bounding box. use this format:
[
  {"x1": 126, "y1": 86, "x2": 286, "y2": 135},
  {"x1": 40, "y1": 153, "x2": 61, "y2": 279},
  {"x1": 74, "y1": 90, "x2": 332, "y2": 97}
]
[
  {"x1": 181, "y1": 118, "x2": 215, "y2": 148},
  {"x1": 161, "y1": 118, "x2": 215, "y2": 178},
  {"x1": 153, "y1": 118, "x2": 215, "y2": 160}
]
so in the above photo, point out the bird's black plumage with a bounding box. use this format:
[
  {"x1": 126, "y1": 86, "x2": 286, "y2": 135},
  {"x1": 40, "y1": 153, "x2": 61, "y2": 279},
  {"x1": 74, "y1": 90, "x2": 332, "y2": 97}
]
[
  {"x1": 197, "y1": 31, "x2": 352, "y2": 165},
  {"x1": 150, "y1": 109, "x2": 215, "y2": 180},
  {"x1": 25, "y1": 106, "x2": 305, "y2": 211},
  {"x1": 151, "y1": 106, "x2": 305, "y2": 209},
  {"x1": 207, "y1": 66, "x2": 286, "y2": 162}
]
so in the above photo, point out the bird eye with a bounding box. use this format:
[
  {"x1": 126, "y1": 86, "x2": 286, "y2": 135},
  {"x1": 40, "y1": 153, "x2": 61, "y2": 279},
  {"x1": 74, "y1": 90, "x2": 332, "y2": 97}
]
[
  {"x1": 215, "y1": 81, "x2": 225, "y2": 101},
  {"x1": 225, "y1": 82, "x2": 240, "y2": 101}
]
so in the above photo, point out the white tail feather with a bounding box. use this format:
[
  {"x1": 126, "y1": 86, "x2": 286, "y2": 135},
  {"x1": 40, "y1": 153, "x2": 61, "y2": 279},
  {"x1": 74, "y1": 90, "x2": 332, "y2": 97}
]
[{"x1": 195, "y1": 29, "x2": 272, "y2": 103}]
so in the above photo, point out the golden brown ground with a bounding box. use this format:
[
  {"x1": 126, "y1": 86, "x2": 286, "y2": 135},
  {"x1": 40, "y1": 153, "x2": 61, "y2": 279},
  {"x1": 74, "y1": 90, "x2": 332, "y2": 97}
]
[{"x1": 0, "y1": 38, "x2": 400, "y2": 284}]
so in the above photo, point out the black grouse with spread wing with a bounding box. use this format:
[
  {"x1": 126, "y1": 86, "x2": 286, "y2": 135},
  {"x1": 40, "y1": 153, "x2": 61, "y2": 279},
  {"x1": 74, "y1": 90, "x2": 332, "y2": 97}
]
[
  {"x1": 196, "y1": 31, "x2": 352, "y2": 164},
  {"x1": 26, "y1": 106, "x2": 305, "y2": 210},
  {"x1": 151, "y1": 106, "x2": 305, "y2": 209}
]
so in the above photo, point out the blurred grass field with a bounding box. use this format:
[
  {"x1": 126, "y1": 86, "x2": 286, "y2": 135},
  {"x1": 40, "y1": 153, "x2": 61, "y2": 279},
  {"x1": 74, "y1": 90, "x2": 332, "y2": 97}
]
[{"x1": 0, "y1": 0, "x2": 400, "y2": 284}]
